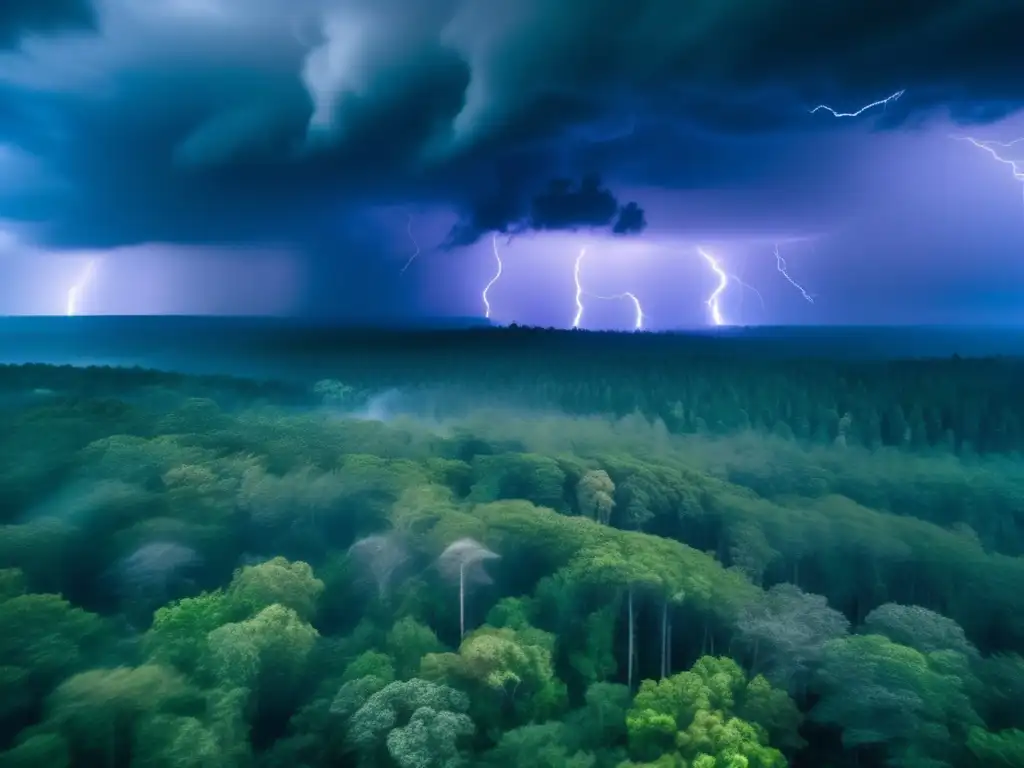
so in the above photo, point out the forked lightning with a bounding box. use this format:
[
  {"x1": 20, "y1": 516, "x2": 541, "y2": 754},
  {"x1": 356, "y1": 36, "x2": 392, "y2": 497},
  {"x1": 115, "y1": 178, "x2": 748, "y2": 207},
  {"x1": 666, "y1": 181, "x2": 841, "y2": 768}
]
[
  {"x1": 809, "y1": 90, "x2": 905, "y2": 118},
  {"x1": 399, "y1": 212, "x2": 421, "y2": 274},
  {"x1": 952, "y1": 135, "x2": 1024, "y2": 209},
  {"x1": 696, "y1": 247, "x2": 728, "y2": 326},
  {"x1": 481, "y1": 234, "x2": 504, "y2": 320},
  {"x1": 774, "y1": 244, "x2": 813, "y2": 303},
  {"x1": 572, "y1": 248, "x2": 645, "y2": 330}
]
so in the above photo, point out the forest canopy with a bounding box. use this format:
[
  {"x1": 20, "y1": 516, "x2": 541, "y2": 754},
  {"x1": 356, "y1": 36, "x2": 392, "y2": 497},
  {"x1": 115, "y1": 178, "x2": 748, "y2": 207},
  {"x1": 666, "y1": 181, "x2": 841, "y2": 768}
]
[{"x1": 0, "y1": 351, "x2": 1021, "y2": 768}]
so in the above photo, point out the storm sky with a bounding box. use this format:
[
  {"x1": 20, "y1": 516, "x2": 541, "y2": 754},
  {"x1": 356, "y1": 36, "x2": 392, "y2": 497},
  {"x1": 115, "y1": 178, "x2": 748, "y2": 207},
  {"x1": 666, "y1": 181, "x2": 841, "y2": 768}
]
[{"x1": 2, "y1": 0, "x2": 1024, "y2": 327}]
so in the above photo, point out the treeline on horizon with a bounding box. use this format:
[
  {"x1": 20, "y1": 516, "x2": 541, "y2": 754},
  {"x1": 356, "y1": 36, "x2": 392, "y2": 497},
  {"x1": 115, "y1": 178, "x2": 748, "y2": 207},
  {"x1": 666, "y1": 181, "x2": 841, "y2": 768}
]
[
  {"x1": 0, "y1": 357, "x2": 1021, "y2": 768},
  {"x1": 5, "y1": 321, "x2": 1024, "y2": 455}
]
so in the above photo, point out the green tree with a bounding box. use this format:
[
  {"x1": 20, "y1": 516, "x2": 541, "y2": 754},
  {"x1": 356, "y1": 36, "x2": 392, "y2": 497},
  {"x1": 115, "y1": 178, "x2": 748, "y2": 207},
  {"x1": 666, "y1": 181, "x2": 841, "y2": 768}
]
[
  {"x1": 330, "y1": 652, "x2": 397, "y2": 722},
  {"x1": 811, "y1": 634, "x2": 980, "y2": 766},
  {"x1": 0, "y1": 592, "x2": 105, "y2": 721},
  {"x1": 469, "y1": 453, "x2": 567, "y2": 511},
  {"x1": 204, "y1": 604, "x2": 319, "y2": 714},
  {"x1": 484, "y1": 722, "x2": 595, "y2": 768},
  {"x1": 131, "y1": 714, "x2": 222, "y2": 768},
  {"x1": 0, "y1": 733, "x2": 70, "y2": 768},
  {"x1": 966, "y1": 727, "x2": 1024, "y2": 768},
  {"x1": 0, "y1": 567, "x2": 26, "y2": 601},
  {"x1": 577, "y1": 470, "x2": 616, "y2": 525},
  {"x1": 386, "y1": 707, "x2": 475, "y2": 768},
  {"x1": 387, "y1": 617, "x2": 444, "y2": 680},
  {"x1": 45, "y1": 665, "x2": 195, "y2": 768},
  {"x1": 223, "y1": 556, "x2": 325, "y2": 622},
  {"x1": 564, "y1": 682, "x2": 632, "y2": 753},
  {"x1": 145, "y1": 591, "x2": 229, "y2": 677},
  {"x1": 347, "y1": 679, "x2": 472, "y2": 766},
  {"x1": 862, "y1": 602, "x2": 978, "y2": 657},
  {"x1": 625, "y1": 656, "x2": 791, "y2": 767},
  {"x1": 735, "y1": 583, "x2": 849, "y2": 692},
  {"x1": 437, "y1": 625, "x2": 567, "y2": 729}
]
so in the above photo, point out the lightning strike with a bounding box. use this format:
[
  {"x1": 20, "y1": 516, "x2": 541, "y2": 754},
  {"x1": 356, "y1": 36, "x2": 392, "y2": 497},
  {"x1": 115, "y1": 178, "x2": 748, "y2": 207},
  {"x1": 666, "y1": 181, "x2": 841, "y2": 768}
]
[
  {"x1": 590, "y1": 291, "x2": 645, "y2": 330},
  {"x1": 696, "y1": 247, "x2": 728, "y2": 327},
  {"x1": 774, "y1": 244, "x2": 814, "y2": 303},
  {"x1": 951, "y1": 135, "x2": 1024, "y2": 208},
  {"x1": 618, "y1": 291, "x2": 644, "y2": 330},
  {"x1": 399, "y1": 212, "x2": 421, "y2": 275},
  {"x1": 481, "y1": 233, "x2": 503, "y2": 320},
  {"x1": 572, "y1": 249, "x2": 645, "y2": 330},
  {"x1": 66, "y1": 259, "x2": 97, "y2": 316},
  {"x1": 809, "y1": 89, "x2": 904, "y2": 118},
  {"x1": 731, "y1": 274, "x2": 765, "y2": 310},
  {"x1": 572, "y1": 247, "x2": 586, "y2": 328}
]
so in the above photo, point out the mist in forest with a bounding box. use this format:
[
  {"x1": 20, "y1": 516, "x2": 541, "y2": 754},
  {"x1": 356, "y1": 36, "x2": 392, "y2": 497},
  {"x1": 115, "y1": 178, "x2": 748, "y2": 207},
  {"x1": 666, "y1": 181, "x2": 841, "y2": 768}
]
[{"x1": 1, "y1": 326, "x2": 1023, "y2": 768}]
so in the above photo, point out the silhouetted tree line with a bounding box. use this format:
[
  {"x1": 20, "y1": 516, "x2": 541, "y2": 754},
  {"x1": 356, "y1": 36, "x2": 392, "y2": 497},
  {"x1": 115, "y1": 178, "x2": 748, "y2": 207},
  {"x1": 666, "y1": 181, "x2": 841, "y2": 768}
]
[{"x1": 6, "y1": 326, "x2": 1021, "y2": 454}]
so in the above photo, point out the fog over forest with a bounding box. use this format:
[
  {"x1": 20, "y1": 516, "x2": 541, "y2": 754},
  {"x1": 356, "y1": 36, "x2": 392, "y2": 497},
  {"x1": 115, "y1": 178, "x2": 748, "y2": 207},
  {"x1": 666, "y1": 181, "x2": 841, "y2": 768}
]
[{"x1": 0, "y1": 324, "x2": 1022, "y2": 768}]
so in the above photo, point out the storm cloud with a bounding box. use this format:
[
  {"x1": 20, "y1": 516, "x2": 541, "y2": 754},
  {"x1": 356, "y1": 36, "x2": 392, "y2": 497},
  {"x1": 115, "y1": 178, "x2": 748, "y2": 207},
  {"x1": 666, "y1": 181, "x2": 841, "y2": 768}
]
[
  {"x1": 0, "y1": 0, "x2": 1022, "y2": 253},
  {"x1": 446, "y1": 175, "x2": 648, "y2": 247},
  {"x1": 0, "y1": 0, "x2": 95, "y2": 49}
]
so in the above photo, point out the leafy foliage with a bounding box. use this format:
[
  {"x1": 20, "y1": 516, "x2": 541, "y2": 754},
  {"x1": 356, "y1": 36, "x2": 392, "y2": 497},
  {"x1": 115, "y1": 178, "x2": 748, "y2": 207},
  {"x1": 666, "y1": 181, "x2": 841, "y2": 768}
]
[{"x1": 0, "y1": 357, "x2": 1019, "y2": 768}]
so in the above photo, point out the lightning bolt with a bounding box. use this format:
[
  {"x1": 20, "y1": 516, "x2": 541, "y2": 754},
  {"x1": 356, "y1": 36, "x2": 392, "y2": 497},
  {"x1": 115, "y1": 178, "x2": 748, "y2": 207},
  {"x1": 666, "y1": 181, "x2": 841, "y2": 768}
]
[
  {"x1": 728, "y1": 254, "x2": 763, "y2": 325},
  {"x1": 572, "y1": 249, "x2": 645, "y2": 330},
  {"x1": 591, "y1": 291, "x2": 645, "y2": 330},
  {"x1": 572, "y1": 248, "x2": 586, "y2": 328},
  {"x1": 399, "y1": 212, "x2": 421, "y2": 275},
  {"x1": 617, "y1": 292, "x2": 644, "y2": 331},
  {"x1": 809, "y1": 89, "x2": 904, "y2": 118},
  {"x1": 696, "y1": 247, "x2": 728, "y2": 327},
  {"x1": 481, "y1": 233, "x2": 504, "y2": 320},
  {"x1": 66, "y1": 259, "x2": 97, "y2": 317},
  {"x1": 951, "y1": 135, "x2": 1024, "y2": 208},
  {"x1": 732, "y1": 274, "x2": 764, "y2": 309},
  {"x1": 774, "y1": 244, "x2": 814, "y2": 303}
]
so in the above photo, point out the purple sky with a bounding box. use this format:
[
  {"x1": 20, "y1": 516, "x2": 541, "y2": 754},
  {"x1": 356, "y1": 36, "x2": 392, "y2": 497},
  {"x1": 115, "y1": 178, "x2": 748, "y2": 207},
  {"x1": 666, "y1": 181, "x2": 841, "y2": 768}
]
[{"x1": 1, "y1": 1, "x2": 1024, "y2": 328}]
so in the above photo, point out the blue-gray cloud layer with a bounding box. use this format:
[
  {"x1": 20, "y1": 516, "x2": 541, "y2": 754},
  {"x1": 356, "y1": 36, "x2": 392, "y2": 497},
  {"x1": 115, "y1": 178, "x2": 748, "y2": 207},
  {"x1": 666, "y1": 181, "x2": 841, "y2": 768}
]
[
  {"x1": 0, "y1": 0, "x2": 94, "y2": 48},
  {"x1": 0, "y1": 0, "x2": 1022, "y2": 251}
]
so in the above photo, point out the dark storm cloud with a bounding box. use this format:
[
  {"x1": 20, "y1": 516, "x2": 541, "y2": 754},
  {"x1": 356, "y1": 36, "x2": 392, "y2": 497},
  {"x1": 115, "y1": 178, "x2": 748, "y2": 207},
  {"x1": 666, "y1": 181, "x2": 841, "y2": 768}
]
[
  {"x1": 445, "y1": 175, "x2": 647, "y2": 247},
  {"x1": 531, "y1": 177, "x2": 619, "y2": 232},
  {"x1": 0, "y1": 0, "x2": 95, "y2": 48},
  {"x1": 0, "y1": 0, "x2": 1023, "y2": 252},
  {"x1": 612, "y1": 202, "x2": 647, "y2": 236}
]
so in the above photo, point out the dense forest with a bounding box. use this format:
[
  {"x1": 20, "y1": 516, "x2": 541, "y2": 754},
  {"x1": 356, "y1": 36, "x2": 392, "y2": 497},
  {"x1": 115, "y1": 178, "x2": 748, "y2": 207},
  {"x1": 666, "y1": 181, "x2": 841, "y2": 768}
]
[{"x1": 0, "y1": 334, "x2": 1022, "y2": 768}]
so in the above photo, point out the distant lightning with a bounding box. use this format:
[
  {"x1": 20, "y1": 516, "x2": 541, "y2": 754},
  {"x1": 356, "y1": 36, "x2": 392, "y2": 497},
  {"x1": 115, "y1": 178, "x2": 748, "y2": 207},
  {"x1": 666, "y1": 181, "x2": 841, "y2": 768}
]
[
  {"x1": 809, "y1": 90, "x2": 905, "y2": 118},
  {"x1": 951, "y1": 135, "x2": 1024, "y2": 208},
  {"x1": 696, "y1": 247, "x2": 728, "y2": 327},
  {"x1": 481, "y1": 233, "x2": 504, "y2": 320},
  {"x1": 617, "y1": 292, "x2": 644, "y2": 330},
  {"x1": 731, "y1": 274, "x2": 764, "y2": 310},
  {"x1": 774, "y1": 244, "x2": 814, "y2": 303},
  {"x1": 399, "y1": 212, "x2": 421, "y2": 274},
  {"x1": 66, "y1": 259, "x2": 97, "y2": 316},
  {"x1": 572, "y1": 248, "x2": 586, "y2": 328},
  {"x1": 572, "y1": 249, "x2": 645, "y2": 330},
  {"x1": 591, "y1": 290, "x2": 645, "y2": 330},
  {"x1": 728, "y1": 254, "x2": 762, "y2": 325}
]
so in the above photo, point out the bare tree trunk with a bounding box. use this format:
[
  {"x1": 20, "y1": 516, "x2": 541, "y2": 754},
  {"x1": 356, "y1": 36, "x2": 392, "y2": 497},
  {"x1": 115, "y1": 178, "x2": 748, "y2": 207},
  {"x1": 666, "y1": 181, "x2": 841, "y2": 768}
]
[
  {"x1": 627, "y1": 587, "x2": 635, "y2": 690},
  {"x1": 459, "y1": 562, "x2": 465, "y2": 639}
]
